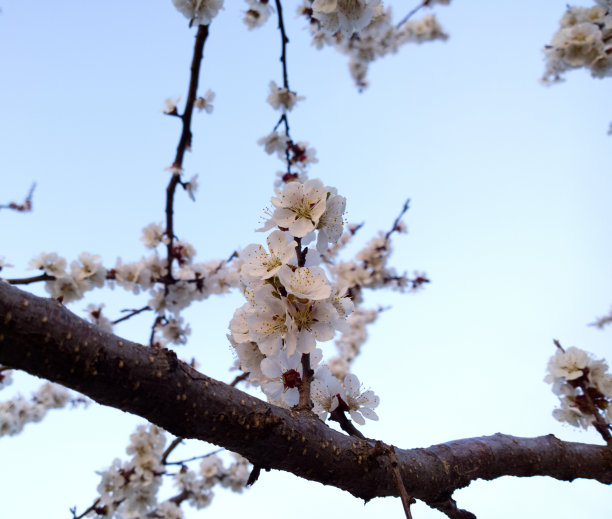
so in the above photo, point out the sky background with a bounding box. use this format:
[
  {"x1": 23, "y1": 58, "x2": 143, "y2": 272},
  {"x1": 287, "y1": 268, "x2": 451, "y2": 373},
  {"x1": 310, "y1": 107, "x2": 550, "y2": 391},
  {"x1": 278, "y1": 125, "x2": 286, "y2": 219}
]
[{"x1": 1, "y1": 0, "x2": 611, "y2": 517}]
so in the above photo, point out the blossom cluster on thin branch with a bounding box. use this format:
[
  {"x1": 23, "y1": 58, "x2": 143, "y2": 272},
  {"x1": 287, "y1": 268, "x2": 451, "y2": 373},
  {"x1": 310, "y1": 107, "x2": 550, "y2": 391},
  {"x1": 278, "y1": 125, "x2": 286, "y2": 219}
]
[
  {"x1": 545, "y1": 342, "x2": 612, "y2": 445},
  {"x1": 298, "y1": 0, "x2": 451, "y2": 89},
  {"x1": 541, "y1": 1, "x2": 612, "y2": 132},
  {"x1": 77, "y1": 424, "x2": 250, "y2": 519},
  {"x1": 0, "y1": 378, "x2": 87, "y2": 437}
]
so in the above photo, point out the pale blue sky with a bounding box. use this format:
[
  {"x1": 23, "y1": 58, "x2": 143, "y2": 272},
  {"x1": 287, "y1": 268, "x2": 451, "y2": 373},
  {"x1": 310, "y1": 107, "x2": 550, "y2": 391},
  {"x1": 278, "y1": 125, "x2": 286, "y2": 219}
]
[{"x1": 1, "y1": 1, "x2": 611, "y2": 518}]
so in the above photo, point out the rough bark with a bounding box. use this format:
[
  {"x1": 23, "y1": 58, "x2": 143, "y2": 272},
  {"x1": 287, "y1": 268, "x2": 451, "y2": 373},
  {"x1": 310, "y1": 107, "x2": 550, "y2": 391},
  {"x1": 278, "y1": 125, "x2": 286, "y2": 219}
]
[{"x1": 1, "y1": 281, "x2": 611, "y2": 506}]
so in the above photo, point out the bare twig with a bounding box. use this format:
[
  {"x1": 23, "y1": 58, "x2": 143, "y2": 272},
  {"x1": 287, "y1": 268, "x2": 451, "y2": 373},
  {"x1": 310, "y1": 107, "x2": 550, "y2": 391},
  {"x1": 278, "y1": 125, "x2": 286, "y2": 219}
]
[
  {"x1": 164, "y1": 448, "x2": 223, "y2": 467},
  {"x1": 7, "y1": 273, "x2": 55, "y2": 285},
  {"x1": 70, "y1": 498, "x2": 101, "y2": 519},
  {"x1": 388, "y1": 445, "x2": 415, "y2": 519},
  {"x1": 384, "y1": 198, "x2": 410, "y2": 241},
  {"x1": 0, "y1": 182, "x2": 36, "y2": 212},
  {"x1": 112, "y1": 306, "x2": 152, "y2": 325}
]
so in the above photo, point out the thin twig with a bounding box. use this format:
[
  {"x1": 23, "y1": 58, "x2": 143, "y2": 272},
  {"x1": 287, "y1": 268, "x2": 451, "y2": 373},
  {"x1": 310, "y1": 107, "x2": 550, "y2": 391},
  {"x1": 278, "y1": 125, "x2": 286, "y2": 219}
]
[
  {"x1": 384, "y1": 198, "x2": 410, "y2": 241},
  {"x1": 0, "y1": 182, "x2": 36, "y2": 212},
  {"x1": 112, "y1": 306, "x2": 152, "y2": 325},
  {"x1": 229, "y1": 372, "x2": 250, "y2": 387},
  {"x1": 164, "y1": 448, "x2": 224, "y2": 466},
  {"x1": 388, "y1": 445, "x2": 415, "y2": 519},
  {"x1": 329, "y1": 408, "x2": 366, "y2": 439},
  {"x1": 7, "y1": 273, "x2": 55, "y2": 285},
  {"x1": 273, "y1": 0, "x2": 296, "y2": 176},
  {"x1": 70, "y1": 498, "x2": 101, "y2": 519},
  {"x1": 165, "y1": 24, "x2": 210, "y2": 281},
  {"x1": 396, "y1": 1, "x2": 428, "y2": 29},
  {"x1": 161, "y1": 437, "x2": 184, "y2": 465}
]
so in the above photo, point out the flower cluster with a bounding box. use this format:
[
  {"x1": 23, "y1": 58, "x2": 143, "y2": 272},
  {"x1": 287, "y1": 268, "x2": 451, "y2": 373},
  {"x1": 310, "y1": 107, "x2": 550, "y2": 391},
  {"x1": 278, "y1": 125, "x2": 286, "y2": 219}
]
[
  {"x1": 542, "y1": 3, "x2": 612, "y2": 84},
  {"x1": 545, "y1": 346, "x2": 612, "y2": 429},
  {"x1": 311, "y1": 367, "x2": 379, "y2": 424},
  {"x1": 311, "y1": 0, "x2": 381, "y2": 37},
  {"x1": 0, "y1": 382, "x2": 74, "y2": 437},
  {"x1": 90, "y1": 424, "x2": 250, "y2": 518},
  {"x1": 93, "y1": 424, "x2": 166, "y2": 518},
  {"x1": 173, "y1": 452, "x2": 250, "y2": 509},
  {"x1": 228, "y1": 178, "x2": 381, "y2": 425},
  {"x1": 301, "y1": 1, "x2": 450, "y2": 89},
  {"x1": 29, "y1": 252, "x2": 106, "y2": 303}
]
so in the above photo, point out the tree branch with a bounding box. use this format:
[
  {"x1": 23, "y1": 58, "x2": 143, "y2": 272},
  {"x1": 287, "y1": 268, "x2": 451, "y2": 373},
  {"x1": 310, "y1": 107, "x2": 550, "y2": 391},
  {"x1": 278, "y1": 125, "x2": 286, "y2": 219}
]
[{"x1": 1, "y1": 282, "x2": 611, "y2": 504}]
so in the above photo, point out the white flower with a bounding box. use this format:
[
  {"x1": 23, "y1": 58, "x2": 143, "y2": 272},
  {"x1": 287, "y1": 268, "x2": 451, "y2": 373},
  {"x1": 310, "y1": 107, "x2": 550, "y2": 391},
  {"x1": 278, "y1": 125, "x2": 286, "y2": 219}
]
[
  {"x1": 70, "y1": 252, "x2": 106, "y2": 288},
  {"x1": 172, "y1": 0, "x2": 224, "y2": 25},
  {"x1": 85, "y1": 303, "x2": 113, "y2": 333},
  {"x1": 161, "y1": 96, "x2": 180, "y2": 114},
  {"x1": 257, "y1": 130, "x2": 289, "y2": 155},
  {"x1": 114, "y1": 259, "x2": 150, "y2": 294},
  {"x1": 229, "y1": 304, "x2": 253, "y2": 344},
  {"x1": 155, "y1": 315, "x2": 191, "y2": 346},
  {"x1": 195, "y1": 89, "x2": 215, "y2": 113},
  {"x1": 278, "y1": 265, "x2": 331, "y2": 301},
  {"x1": 173, "y1": 240, "x2": 196, "y2": 265},
  {"x1": 28, "y1": 252, "x2": 66, "y2": 277},
  {"x1": 46, "y1": 274, "x2": 85, "y2": 302},
  {"x1": 286, "y1": 299, "x2": 337, "y2": 355},
  {"x1": 185, "y1": 174, "x2": 199, "y2": 201},
  {"x1": 261, "y1": 350, "x2": 303, "y2": 407},
  {"x1": 244, "y1": 0, "x2": 274, "y2": 30},
  {"x1": 311, "y1": 366, "x2": 342, "y2": 421},
  {"x1": 240, "y1": 230, "x2": 297, "y2": 280},
  {"x1": 260, "y1": 179, "x2": 328, "y2": 237},
  {"x1": 312, "y1": 0, "x2": 380, "y2": 36},
  {"x1": 224, "y1": 454, "x2": 251, "y2": 492},
  {"x1": 141, "y1": 223, "x2": 166, "y2": 248},
  {"x1": 200, "y1": 454, "x2": 223, "y2": 480},
  {"x1": 545, "y1": 346, "x2": 594, "y2": 382},
  {"x1": 156, "y1": 501, "x2": 184, "y2": 519},
  {"x1": 266, "y1": 80, "x2": 305, "y2": 112},
  {"x1": 341, "y1": 373, "x2": 379, "y2": 425},
  {"x1": 247, "y1": 285, "x2": 293, "y2": 356},
  {"x1": 316, "y1": 192, "x2": 346, "y2": 253}
]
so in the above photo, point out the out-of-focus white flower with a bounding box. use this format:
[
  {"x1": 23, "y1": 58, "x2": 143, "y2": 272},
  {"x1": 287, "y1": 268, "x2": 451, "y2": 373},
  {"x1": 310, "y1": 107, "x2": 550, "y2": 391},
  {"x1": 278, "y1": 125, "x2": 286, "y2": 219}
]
[
  {"x1": 266, "y1": 81, "x2": 305, "y2": 112},
  {"x1": 316, "y1": 192, "x2": 346, "y2": 253},
  {"x1": 257, "y1": 130, "x2": 289, "y2": 156},
  {"x1": 70, "y1": 252, "x2": 106, "y2": 288},
  {"x1": 29, "y1": 252, "x2": 66, "y2": 277},
  {"x1": 185, "y1": 174, "x2": 199, "y2": 201},
  {"x1": 195, "y1": 89, "x2": 215, "y2": 113},
  {"x1": 312, "y1": 0, "x2": 380, "y2": 36},
  {"x1": 161, "y1": 96, "x2": 181, "y2": 114},
  {"x1": 172, "y1": 0, "x2": 224, "y2": 26},
  {"x1": 85, "y1": 303, "x2": 113, "y2": 333},
  {"x1": 141, "y1": 223, "x2": 166, "y2": 249},
  {"x1": 243, "y1": 0, "x2": 274, "y2": 30}
]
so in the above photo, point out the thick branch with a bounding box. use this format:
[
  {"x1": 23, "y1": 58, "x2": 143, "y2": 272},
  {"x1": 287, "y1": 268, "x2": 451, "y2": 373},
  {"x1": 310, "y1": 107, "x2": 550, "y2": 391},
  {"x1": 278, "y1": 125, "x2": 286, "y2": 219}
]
[{"x1": 1, "y1": 282, "x2": 611, "y2": 503}]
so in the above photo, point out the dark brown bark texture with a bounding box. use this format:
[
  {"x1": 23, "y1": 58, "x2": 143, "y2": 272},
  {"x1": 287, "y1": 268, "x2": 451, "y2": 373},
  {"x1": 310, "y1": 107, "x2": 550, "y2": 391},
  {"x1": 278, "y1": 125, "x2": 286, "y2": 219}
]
[{"x1": 1, "y1": 281, "x2": 611, "y2": 506}]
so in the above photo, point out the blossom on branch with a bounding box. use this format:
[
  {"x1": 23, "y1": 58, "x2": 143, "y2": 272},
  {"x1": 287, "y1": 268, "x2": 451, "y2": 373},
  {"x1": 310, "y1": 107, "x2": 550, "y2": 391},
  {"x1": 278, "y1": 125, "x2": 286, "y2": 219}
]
[
  {"x1": 172, "y1": 0, "x2": 224, "y2": 26},
  {"x1": 266, "y1": 81, "x2": 305, "y2": 113}
]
